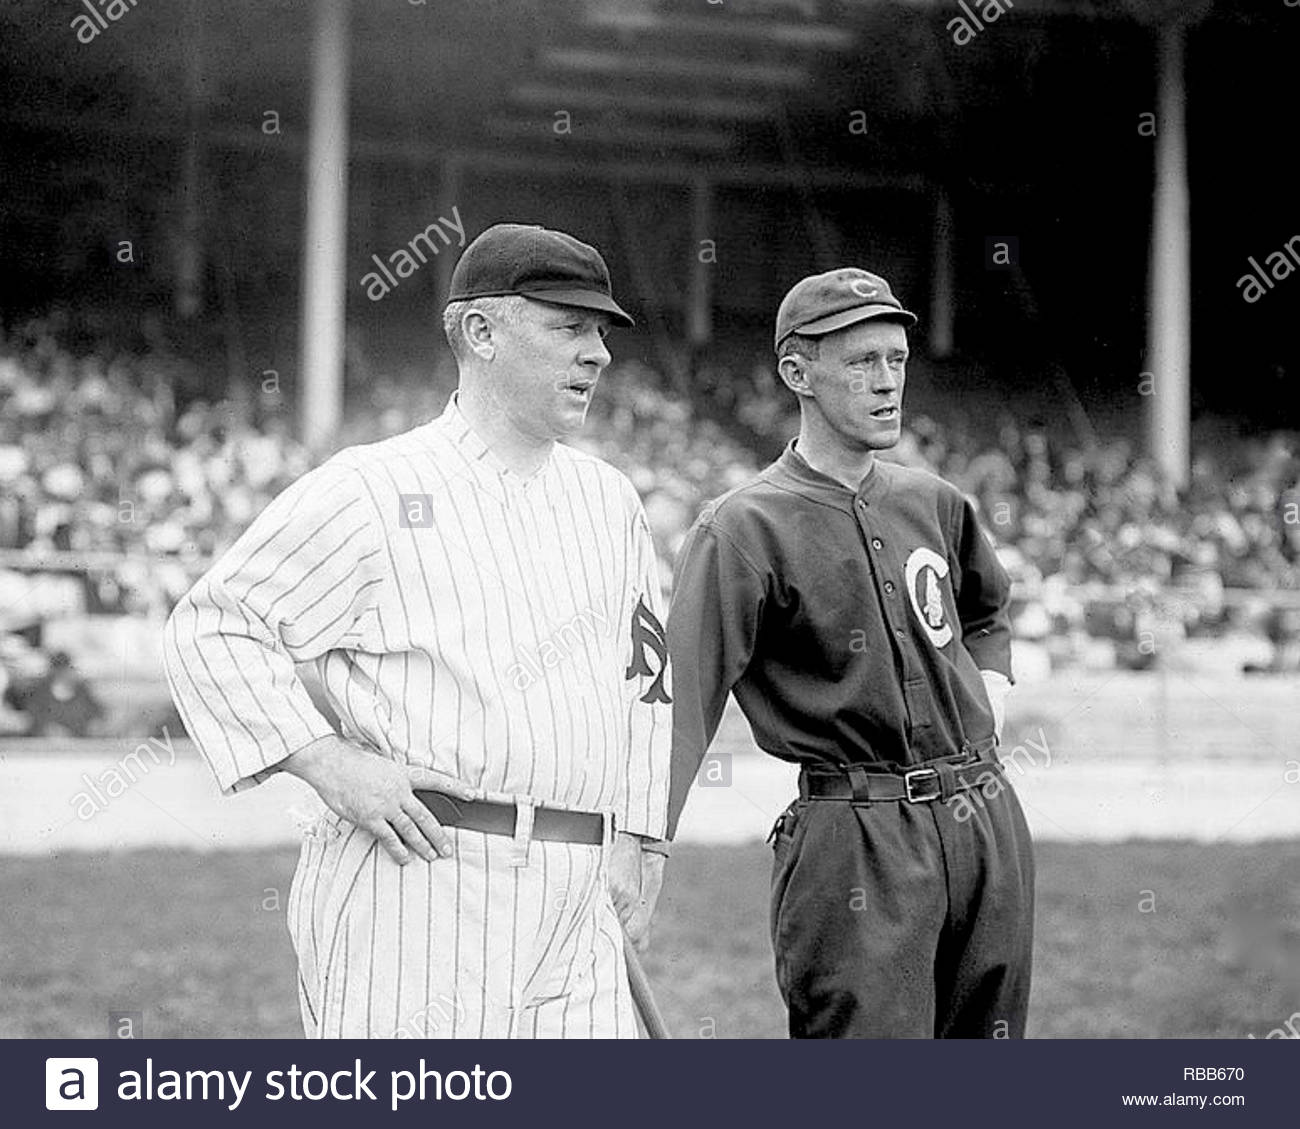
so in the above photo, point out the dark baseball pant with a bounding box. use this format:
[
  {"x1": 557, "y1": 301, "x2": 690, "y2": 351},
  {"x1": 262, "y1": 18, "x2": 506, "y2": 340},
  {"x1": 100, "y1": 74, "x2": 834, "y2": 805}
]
[{"x1": 768, "y1": 777, "x2": 1035, "y2": 1038}]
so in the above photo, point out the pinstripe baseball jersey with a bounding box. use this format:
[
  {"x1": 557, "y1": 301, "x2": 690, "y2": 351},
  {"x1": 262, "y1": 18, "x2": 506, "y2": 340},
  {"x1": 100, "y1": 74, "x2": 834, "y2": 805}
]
[
  {"x1": 163, "y1": 392, "x2": 671, "y2": 838},
  {"x1": 165, "y1": 392, "x2": 668, "y2": 1038}
]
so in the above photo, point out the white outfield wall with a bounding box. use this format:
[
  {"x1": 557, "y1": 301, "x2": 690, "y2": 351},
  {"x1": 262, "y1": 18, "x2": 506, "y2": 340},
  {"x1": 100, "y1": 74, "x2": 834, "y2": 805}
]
[{"x1": 1, "y1": 672, "x2": 1297, "y2": 855}]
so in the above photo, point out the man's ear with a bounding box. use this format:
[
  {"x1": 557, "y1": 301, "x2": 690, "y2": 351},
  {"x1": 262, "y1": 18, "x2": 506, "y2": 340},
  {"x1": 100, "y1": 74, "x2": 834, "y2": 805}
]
[
  {"x1": 777, "y1": 354, "x2": 811, "y2": 397},
  {"x1": 463, "y1": 309, "x2": 496, "y2": 361}
]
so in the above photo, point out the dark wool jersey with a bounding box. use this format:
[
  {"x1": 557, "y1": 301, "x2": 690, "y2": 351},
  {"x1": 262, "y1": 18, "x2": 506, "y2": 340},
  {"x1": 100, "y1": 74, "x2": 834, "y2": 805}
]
[{"x1": 666, "y1": 440, "x2": 1013, "y2": 838}]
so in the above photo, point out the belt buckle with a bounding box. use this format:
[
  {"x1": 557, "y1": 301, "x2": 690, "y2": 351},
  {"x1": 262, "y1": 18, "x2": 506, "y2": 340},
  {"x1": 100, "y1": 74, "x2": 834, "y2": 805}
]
[{"x1": 904, "y1": 767, "x2": 941, "y2": 803}]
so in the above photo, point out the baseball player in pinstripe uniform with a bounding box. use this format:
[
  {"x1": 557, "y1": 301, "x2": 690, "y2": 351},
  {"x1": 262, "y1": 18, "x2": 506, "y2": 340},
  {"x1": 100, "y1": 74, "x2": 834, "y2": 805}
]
[
  {"x1": 665, "y1": 268, "x2": 1034, "y2": 1038},
  {"x1": 164, "y1": 224, "x2": 672, "y2": 1039}
]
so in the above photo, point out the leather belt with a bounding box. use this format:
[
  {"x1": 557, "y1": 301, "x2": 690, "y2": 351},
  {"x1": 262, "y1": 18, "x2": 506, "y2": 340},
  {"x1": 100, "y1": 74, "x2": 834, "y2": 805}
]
[
  {"x1": 799, "y1": 739, "x2": 1001, "y2": 805},
  {"x1": 414, "y1": 791, "x2": 605, "y2": 846}
]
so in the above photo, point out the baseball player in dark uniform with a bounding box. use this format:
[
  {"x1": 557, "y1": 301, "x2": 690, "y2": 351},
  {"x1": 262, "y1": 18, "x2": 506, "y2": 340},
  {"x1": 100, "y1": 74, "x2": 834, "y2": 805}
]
[{"x1": 665, "y1": 268, "x2": 1034, "y2": 1038}]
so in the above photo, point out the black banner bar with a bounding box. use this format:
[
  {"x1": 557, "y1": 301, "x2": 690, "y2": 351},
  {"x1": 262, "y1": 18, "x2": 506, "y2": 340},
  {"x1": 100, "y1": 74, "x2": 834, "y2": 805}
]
[{"x1": 13, "y1": 1039, "x2": 1295, "y2": 1126}]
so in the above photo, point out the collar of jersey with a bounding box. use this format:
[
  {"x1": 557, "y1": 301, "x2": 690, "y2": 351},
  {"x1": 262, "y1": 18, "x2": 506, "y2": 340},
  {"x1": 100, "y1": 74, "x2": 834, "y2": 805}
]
[
  {"x1": 436, "y1": 392, "x2": 554, "y2": 504},
  {"x1": 773, "y1": 440, "x2": 892, "y2": 511}
]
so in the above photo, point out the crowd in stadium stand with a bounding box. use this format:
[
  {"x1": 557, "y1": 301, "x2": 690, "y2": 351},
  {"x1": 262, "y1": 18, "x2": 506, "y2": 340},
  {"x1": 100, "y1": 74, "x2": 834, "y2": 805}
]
[
  {"x1": 0, "y1": 318, "x2": 312, "y2": 617},
  {"x1": 2, "y1": 316, "x2": 1299, "y2": 732}
]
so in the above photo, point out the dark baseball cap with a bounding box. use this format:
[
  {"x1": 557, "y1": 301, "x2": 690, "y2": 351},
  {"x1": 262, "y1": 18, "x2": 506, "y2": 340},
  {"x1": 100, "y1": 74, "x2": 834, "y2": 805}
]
[
  {"x1": 448, "y1": 223, "x2": 634, "y2": 327},
  {"x1": 775, "y1": 267, "x2": 917, "y2": 351}
]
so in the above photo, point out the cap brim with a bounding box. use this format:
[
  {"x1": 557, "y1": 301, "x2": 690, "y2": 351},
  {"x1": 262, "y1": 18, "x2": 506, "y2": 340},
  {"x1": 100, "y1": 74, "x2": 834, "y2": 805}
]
[
  {"x1": 522, "y1": 289, "x2": 635, "y2": 328},
  {"x1": 793, "y1": 304, "x2": 918, "y2": 342}
]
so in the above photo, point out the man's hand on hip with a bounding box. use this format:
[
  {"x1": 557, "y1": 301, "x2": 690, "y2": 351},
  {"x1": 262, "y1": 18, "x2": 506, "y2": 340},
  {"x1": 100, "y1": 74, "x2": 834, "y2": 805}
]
[
  {"x1": 281, "y1": 735, "x2": 478, "y2": 865},
  {"x1": 980, "y1": 670, "x2": 1011, "y2": 743}
]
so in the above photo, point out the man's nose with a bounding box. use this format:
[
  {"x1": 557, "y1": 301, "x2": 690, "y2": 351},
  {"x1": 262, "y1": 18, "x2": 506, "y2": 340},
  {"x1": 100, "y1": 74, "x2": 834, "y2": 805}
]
[
  {"x1": 581, "y1": 331, "x2": 611, "y2": 367},
  {"x1": 873, "y1": 362, "x2": 900, "y2": 392}
]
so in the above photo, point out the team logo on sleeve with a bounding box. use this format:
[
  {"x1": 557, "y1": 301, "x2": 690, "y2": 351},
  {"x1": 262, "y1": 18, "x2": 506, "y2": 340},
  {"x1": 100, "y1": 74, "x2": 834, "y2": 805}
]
[
  {"x1": 625, "y1": 595, "x2": 672, "y2": 704},
  {"x1": 904, "y1": 547, "x2": 954, "y2": 648}
]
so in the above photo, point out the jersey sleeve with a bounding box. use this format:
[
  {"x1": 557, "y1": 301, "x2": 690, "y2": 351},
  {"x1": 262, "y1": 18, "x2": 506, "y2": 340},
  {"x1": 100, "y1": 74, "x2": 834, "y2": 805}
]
[
  {"x1": 953, "y1": 495, "x2": 1014, "y2": 682},
  {"x1": 162, "y1": 459, "x2": 388, "y2": 794},
  {"x1": 664, "y1": 515, "x2": 766, "y2": 840},
  {"x1": 615, "y1": 499, "x2": 672, "y2": 839}
]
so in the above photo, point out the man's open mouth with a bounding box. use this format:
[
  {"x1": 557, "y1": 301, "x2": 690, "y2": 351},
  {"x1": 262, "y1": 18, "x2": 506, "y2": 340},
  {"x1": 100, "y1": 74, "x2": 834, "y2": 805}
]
[{"x1": 870, "y1": 405, "x2": 899, "y2": 419}]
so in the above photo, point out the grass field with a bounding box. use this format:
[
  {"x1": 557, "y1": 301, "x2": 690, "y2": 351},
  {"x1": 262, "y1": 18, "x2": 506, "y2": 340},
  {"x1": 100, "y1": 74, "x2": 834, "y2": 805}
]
[{"x1": 3, "y1": 841, "x2": 1298, "y2": 1039}]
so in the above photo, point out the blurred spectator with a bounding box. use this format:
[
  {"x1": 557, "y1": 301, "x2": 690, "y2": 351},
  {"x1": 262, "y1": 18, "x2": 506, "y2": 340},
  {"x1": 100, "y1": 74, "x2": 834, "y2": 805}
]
[
  {"x1": 3, "y1": 648, "x2": 105, "y2": 737},
  {"x1": 1243, "y1": 606, "x2": 1300, "y2": 675}
]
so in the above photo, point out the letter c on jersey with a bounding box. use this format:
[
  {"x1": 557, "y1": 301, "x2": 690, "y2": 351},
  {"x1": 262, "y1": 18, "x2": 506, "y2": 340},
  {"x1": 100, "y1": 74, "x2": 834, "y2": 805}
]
[{"x1": 904, "y1": 547, "x2": 953, "y2": 649}]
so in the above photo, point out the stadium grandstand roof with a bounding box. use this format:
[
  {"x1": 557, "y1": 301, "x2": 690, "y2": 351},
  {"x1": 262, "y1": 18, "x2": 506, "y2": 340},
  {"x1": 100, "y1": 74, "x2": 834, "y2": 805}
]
[
  {"x1": 2, "y1": 0, "x2": 1295, "y2": 452},
  {"x1": 0, "y1": 0, "x2": 1237, "y2": 185}
]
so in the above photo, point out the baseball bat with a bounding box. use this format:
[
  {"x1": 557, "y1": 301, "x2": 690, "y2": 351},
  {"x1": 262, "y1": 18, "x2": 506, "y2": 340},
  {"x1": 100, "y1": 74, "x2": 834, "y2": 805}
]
[{"x1": 622, "y1": 935, "x2": 672, "y2": 1039}]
